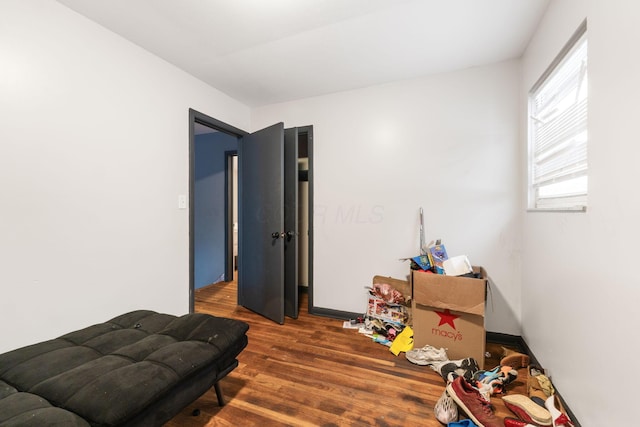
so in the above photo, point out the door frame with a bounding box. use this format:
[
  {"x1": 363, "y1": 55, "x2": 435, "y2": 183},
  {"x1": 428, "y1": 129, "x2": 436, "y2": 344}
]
[
  {"x1": 188, "y1": 109, "x2": 247, "y2": 313},
  {"x1": 224, "y1": 150, "x2": 237, "y2": 282},
  {"x1": 188, "y1": 109, "x2": 315, "y2": 318},
  {"x1": 296, "y1": 126, "x2": 314, "y2": 312}
]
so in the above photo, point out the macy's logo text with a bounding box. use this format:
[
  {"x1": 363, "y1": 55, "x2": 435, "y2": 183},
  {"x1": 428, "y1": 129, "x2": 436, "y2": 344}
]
[{"x1": 431, "y1": 328, "x2": 463, "y2": 342}]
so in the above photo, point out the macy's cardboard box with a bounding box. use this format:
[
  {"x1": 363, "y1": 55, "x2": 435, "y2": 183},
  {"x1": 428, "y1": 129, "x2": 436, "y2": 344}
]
[{"x1": 411, "y1": 267, "x2": 488, "y2": 368}]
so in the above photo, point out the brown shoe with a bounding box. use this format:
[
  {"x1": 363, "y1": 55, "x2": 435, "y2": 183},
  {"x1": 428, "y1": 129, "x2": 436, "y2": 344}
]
[
  {"x1": 446, "y1": 377, "x2": 502, "y2": 427},
  {"x1": 500, "y1": 346, "x2": 530, "y2": 369}
]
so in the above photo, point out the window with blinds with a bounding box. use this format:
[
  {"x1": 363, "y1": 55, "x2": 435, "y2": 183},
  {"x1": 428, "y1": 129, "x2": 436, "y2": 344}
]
[{"x1": 528, "y1": 21, "x2": 588, "y2": 211}]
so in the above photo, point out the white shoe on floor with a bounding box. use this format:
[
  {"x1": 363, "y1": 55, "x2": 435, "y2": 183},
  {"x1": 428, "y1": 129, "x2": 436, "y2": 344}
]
[
  {"x1": 545, "y1": 395, "x2": 574, "y2": 427},
  {"x1": 434, "y1": 388, "x2": 458, "y2": 424},
  {"x1": 405, "y1": 345, "x2": 448, "y2": 365}
]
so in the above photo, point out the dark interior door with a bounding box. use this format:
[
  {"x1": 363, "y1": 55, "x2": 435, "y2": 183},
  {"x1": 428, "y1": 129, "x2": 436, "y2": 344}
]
[{"x1": 238, "y1": 123, "x2": 285, "y2": 324}]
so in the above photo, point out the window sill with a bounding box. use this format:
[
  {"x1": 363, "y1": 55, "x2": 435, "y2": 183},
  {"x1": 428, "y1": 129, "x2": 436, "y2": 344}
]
[{"x1": 526, "y1": 206, "x2": 587, "y2": 213}]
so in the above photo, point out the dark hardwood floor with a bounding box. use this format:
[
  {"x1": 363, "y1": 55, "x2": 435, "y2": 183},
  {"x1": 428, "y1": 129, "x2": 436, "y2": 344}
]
[{"x1": 165, "y1": 280, "x2": 529, "y2": 426}]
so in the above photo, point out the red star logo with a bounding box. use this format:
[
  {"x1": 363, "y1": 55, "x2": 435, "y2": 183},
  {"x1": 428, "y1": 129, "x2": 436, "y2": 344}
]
[{"x1": 435, "y1": 309, "x2": 459, "y2": 330}]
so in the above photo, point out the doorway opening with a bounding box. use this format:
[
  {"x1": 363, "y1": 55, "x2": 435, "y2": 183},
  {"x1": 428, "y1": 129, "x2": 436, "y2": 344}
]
[
  {"x1": 296, "y1": 127, "x2": 312, "y2": 294},
  {"x1": 225, "y1": 153, "x2": 238, "y2": 280},
  {"x1": 189, "y1": 110, "x2": 246, "y2": 313}
]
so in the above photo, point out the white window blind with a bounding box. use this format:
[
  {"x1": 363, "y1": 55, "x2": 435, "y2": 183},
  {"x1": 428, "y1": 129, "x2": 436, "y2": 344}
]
[{"x1": 529, "y1": 22, "x2": 588, "y2": 211}]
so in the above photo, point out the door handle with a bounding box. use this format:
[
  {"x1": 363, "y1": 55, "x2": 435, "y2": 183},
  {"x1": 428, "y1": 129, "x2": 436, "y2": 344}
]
[{"x1": 272, "y1": 231, "x2": 296, "y2": 239}]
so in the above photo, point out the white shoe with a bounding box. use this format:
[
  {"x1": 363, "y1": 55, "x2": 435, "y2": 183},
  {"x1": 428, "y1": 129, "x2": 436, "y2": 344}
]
[
  {"x1": 405, "y1": 345, "x2": 448, "y2": 365},
  {"x1": 434, "y1": 388, "x2": 458, "y2": 424},
  {"x1": 545, "y1": 395, "x2": 574, "y2": 427}
]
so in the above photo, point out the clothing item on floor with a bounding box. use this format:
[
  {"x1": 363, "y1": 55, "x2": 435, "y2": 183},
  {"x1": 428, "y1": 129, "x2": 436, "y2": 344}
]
[
  {"x1": 473, "y1": 365, "x2": 518, "y2": 396},
  {"x1": 389, "y1": 325, "x2": 414, "y2": 356},
  {"x1": 528, "y1": 365, "x2": 555, "y2": 407}
]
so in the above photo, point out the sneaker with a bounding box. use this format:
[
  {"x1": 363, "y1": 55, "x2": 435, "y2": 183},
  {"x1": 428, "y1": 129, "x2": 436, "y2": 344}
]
[
  {"x1": 434, "y1": 388, "x2": 458, "y2": 424},
  {"x1": 502, "y1": 394, "x2": 552, "y2": 426},
  {"x1": 473, "y1": 365, "x2": 518, "y2": 395},
  {"x1": 445, "y1": 377, "x2": 502, "y2": 427},
  {"x1": 431, "y1": 357, "x2": 480, "y2": 383},
  {"x1": 405, "y1": 344, "x2": 448, "y2": 365}
]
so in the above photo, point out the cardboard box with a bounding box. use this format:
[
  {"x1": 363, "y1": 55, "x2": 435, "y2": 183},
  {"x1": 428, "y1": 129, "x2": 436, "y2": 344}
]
[
  {"x1": 411, "y1": 267, "x2": 487, "y2": 368},
  {"x1": 371, "y1": 275, "x2": 412, "y2": 325}
]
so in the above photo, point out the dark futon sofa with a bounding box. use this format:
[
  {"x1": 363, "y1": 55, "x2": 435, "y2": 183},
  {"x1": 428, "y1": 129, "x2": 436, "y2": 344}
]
[{"x1": 0, "y1": 310, "x2": 249, "y2": 426}]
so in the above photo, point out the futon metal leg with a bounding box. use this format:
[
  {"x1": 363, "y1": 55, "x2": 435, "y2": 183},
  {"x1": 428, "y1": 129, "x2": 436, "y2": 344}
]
[
  {"x1": 213, "y1": 359, "x2": 237, "y2": 406},
  {"x1": 214, "y1": 382, "x2": 226, "y2": 406}
]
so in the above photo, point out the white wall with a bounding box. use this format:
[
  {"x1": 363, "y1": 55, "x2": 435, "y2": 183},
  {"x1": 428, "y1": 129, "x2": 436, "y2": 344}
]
[
  {"x1": 0, "y1": 0, "x2": 250, "y2": 353},
  {"x1": 253, "y1": 61, "x2": 523, "y2": 335},
  {"x1": 521, "y1": 0, "x2": 640, "y2": 424}
]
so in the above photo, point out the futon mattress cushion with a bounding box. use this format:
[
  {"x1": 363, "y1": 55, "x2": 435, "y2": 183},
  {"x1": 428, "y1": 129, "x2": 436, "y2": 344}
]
[{"x1": 0, "y1": 310, "x2": 248, "y2": 426}]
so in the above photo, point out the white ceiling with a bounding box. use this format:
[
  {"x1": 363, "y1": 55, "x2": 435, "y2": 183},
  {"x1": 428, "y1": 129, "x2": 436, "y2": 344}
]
[{"x1": 56, "y1": 0, "x2": 550, "y2": 107}]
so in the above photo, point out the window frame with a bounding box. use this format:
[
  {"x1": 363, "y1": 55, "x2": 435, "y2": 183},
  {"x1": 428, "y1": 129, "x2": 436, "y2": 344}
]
[{"x1": 527, "y1": 20, "x2": 588, "y2": 212}]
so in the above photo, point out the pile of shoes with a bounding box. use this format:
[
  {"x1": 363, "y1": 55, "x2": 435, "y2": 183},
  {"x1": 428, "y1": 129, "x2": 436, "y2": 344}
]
[
  {"x1": 406, "y1": 345, "x2": 517, "y2": 426},
  {"x1": 406, "y1": 345, "x2": 575, "y2": 427},
  {"x1": 502, "y1": 362, "x2": 575, "y2": 427}
]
